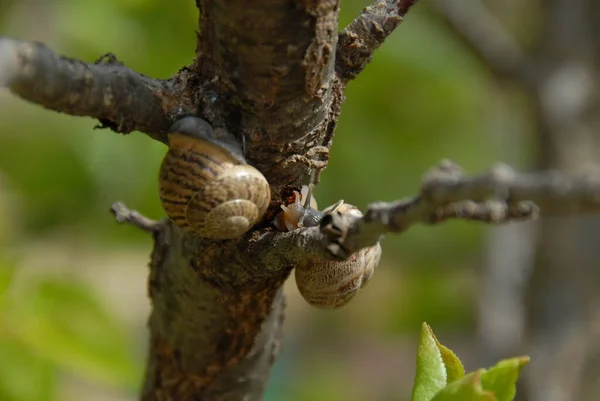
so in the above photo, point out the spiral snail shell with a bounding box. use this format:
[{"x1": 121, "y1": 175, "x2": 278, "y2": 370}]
[
  {"x1": 275, "y1": 186, "x2": 381, "y2": 309},
  {"x1": 159, "y1": 117, "x2": 271, "y2": 240},
  {"x1": 295, "y1": 240, "x2": 381, "y2": 309}
]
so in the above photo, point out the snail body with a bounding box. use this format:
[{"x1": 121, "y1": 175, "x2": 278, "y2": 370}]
[
  {"x1": 159, "y1": 117, "x2": 271, "y2": 240},
  {"x1": 275, "y1": 186, "x2": 381, "y2": 309},
  {"x1": 274, "y1": 185, "x2": 322, "y2": 231}
]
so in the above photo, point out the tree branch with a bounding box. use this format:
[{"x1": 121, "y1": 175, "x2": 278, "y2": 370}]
[
  {"x1": 0, "y1": 38, "x2": 188, "y2": 142},
  {"x1": 429, "y1": 0, "x2": 532, "y2": 83},
  {"x1": 110, "y1": 201, "x2": 162, "y2": 233},
  {"x1": 193, "y1": 0, "x2": 343, "y2": 187},
  {"x1": 257, "y1": 160, "x2": 600, "y2": 262},
  {"x1": 336, "y1": 0, "x2": 419, "y2": 82},
  {"x1": 140, "y1": 221, "x2": 289, "y2": 401}
]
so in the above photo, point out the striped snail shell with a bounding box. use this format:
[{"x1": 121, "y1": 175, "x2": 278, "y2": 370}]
[
  {"x1": 158, "y1": 117, "x2": 271, "y2": 240},
  {"x1": 295, "y1": 242, "x2": 381, "y2": 309},
  {"x1": 295, "y1": 202, "x2": 381, "y2": 309},
  {"x1": 274, "y1": 186, "x2": 382, "y2": 309}
]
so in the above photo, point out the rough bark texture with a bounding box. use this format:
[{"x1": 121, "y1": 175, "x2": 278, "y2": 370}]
[
  {"x1": 0, "y1": 40, "x2": 181, "y2": 141},
  {"x1": 139, "y1": 3, "x2": 342, "y2": 398},
  {"x1": 142, "y1": 222, "x2": 289, "y2": 400},
  {"x1": 191, "y1": 0, "x2": 342, "y2": 187}
]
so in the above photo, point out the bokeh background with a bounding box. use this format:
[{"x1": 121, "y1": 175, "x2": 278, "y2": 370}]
[{"x1": 1, "y1": 1, "x2": 598, "y2": 401}]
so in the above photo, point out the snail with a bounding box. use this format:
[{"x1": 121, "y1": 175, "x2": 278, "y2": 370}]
[
  {"x1": 158, "y1": 116, "x2": 271, "y2": 239},
  {"x1": 275, "y1": 184, "x2": 329, "y2": 231},
  {"x1": 274, "y1": 186, "x2": 382, "y2": 309}
]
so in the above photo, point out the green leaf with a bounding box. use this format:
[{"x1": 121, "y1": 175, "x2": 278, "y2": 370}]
[
  {"x1": 480, "y1": 357, "x2": 530, "y2": 401},
  {"x1": 433, "y1": 333, "x2": 465, "y2": 383},
  {"x1": 431, "y1": 370, "x2": 496, "y2": 401},
  {"x1": 411, "y1": 322, "x2": 452, "y2": 401}
]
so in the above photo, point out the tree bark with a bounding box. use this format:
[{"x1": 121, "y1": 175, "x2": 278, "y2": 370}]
[{"x1": 141, "y1": 222, "x2": 288, "y2": 400}]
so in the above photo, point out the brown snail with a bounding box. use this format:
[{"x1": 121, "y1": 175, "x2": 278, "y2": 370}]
[
  {"x1": 159, "y1": 117, "x2": 271, "y2": 239},
  {"x1": 275, "y1": 186, "x2": 382, "y2": 309}
]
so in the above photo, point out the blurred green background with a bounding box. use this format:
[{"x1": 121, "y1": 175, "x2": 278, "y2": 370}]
[{"x1": 0, "y1": 1, "x2": 537, "y2": 400}]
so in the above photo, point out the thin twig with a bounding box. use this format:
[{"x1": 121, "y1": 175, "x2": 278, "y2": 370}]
[
  {"x1": 429, "y1": 0, "x2": 532, "y2": 83},
  {"x1": 321, "y1": 159, "x2": 600, "y2": 258},
  {"x1": 110, "y1": 201, "x2": 161, "y2": 233},
  {"x1": 0, "y1": 38, "x2": 182, "y2": 142},
  {"x1": 336, "y1": 0, "x2": 419, "y2": 82},
  {"x1": 255, "y1": 160, "x2": 600, "y2": 263}
]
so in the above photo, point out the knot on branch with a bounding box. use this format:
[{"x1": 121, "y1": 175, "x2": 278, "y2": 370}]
[
  {"x1": 319, "y1": 208, "x2": 366, "y2": 260},
  {"x1": 95, "y1": 52, "x2": 124, "y2": 66},
  {"x1": 270, "y1": 146, "x2": 330, "y2": 184}
]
